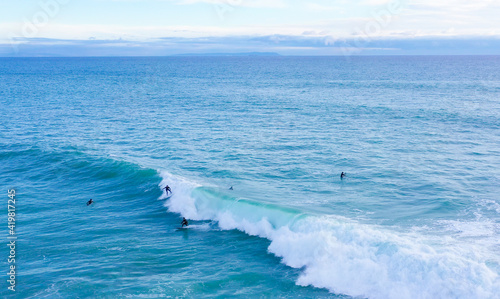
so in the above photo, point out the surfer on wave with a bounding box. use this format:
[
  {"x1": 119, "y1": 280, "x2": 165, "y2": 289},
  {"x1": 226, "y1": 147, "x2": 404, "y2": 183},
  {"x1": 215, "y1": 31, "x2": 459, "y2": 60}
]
[
  {"x1": 181, "y1": 217, "x2": 188, "y2": 227},
  {"x1": 164, "y1": 185, "x2": 172, "y2": 195}
]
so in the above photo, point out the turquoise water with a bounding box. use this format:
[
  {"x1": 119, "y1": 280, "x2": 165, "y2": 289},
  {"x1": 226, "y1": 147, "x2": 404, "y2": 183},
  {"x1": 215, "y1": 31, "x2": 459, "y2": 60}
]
[{"x1": 1, "y1": 56, "x2": 499, "y2": 298}]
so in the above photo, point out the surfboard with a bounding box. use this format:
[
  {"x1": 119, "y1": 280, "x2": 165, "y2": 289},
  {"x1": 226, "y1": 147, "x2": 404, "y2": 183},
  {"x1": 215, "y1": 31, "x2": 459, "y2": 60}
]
[{"x1": 176, "y1": 227, "x2": 188, "y2": 230}]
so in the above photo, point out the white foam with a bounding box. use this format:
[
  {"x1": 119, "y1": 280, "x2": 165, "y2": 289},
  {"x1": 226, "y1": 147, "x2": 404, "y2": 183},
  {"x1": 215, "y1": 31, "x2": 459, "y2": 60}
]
[
  {"x1": 269, "y1": 217, "x2": 499, "y2": 299},
  {"x1": 478, "y1": 198, "x2": 500, "y2": 214},
  {"x1": 157, "y1": 171, "x2": 500, "y2": 299},
  {"x1": 158, "y1": 170, "x2": 201, "y2": 219},
  {"x1": 181, "y1": 223, "x2": 212, "y2": 231}
]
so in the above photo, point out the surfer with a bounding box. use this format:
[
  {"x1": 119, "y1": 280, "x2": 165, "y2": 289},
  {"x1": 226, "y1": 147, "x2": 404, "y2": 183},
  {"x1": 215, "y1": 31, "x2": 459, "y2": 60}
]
[
  {"x1": 87, "y1": 199, "x2": 93, "y2": 206},
  {"x1": 229, "y1": 186, "x2": 233, "y2": 190},
  {"x1": 181, "y1": 217, "x2": 188, "y2": 227},
  {"x1": 164, "y1": 185, "x2": 172, "y2": 195},
  {"x1": 340, "y1": 172, "x2": 346, "y2": 179}
]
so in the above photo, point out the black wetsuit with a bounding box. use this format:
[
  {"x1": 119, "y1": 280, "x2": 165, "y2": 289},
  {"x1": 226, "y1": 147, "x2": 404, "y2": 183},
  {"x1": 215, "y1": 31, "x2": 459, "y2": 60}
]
[{"x1": 181, "y1": 218, "x2": 188, "y2": 227}]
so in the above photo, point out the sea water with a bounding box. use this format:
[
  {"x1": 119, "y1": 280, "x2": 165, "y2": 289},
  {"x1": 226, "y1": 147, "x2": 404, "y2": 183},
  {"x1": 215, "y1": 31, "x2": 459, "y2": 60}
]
[{"x1": 0, "y1": 56, "x2": 499, "y2": 298}]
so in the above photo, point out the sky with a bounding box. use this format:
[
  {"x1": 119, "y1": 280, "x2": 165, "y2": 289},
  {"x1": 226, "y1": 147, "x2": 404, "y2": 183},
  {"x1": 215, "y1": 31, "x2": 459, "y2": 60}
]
[{"x1": 1, "y1": 0, "x2": 500, "y2": 56}]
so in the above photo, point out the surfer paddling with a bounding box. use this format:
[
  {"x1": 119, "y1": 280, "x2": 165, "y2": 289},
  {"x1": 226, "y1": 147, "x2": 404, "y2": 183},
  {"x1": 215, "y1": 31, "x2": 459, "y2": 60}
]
[
  {"x1": 163, "y1": 185, "x2": 172, "y2": 195},
  {"x1": 181, "y1": 217, "x2": 188, "y2": 227},
  {"x1": 87, "y1": 199, "x2": 94, "y2": 206}
]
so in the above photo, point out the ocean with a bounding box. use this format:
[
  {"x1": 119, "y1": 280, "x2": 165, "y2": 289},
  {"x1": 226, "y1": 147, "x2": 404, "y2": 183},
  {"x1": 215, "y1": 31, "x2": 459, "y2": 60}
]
[{"x1": 1, "y1": 56, "x2": 499, "y2": 298}]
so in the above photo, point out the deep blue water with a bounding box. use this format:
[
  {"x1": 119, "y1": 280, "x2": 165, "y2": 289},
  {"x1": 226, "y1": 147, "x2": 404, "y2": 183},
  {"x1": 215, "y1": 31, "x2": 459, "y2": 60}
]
[{"x1": 1, "y1": 56, "x2": 499, "y2": 298}]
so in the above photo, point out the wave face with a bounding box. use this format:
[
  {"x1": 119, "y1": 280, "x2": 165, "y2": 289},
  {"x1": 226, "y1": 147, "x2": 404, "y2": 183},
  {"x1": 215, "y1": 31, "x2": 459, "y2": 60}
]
[{"x1": 160, "y1": 171, "x2": 500, "y2": 299}]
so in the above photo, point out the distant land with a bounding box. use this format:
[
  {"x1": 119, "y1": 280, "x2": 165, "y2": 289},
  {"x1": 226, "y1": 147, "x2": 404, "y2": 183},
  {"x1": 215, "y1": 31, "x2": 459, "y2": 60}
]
[{"x1": 173, "y1": 52, "x2": 281, "y2": 57}]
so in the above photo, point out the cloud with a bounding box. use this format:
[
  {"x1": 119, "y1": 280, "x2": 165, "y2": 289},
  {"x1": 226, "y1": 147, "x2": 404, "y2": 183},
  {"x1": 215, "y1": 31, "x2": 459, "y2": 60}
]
[
  {"x1": 410, "y1": 0, "x2": 499, "y2": 10},
  {"x1": 2, "y1": 35, "x2": 500, "y2": 57},
  {"x1": 1, "y1": 0, "x2": 500, "y2": 52}
]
